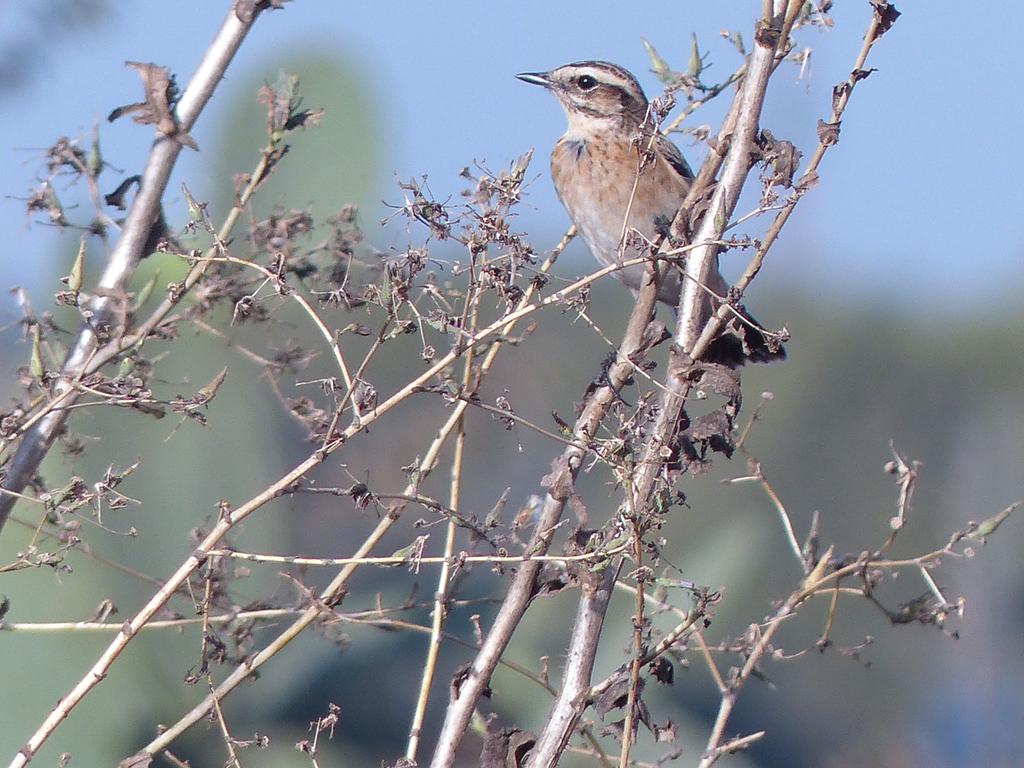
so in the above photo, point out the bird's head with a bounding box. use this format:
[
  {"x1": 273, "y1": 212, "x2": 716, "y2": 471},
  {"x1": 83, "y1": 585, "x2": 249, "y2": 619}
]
[{"x1": 517, "y1": 61, "x2": 649, "y2": 137}]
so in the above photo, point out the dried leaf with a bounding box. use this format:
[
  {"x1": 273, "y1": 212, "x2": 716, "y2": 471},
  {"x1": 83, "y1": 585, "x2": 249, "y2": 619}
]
[
  {"x1": 759, "y1": 129, "x2": 801, "y2": 188},
  {"x1": 348, "y1": 482, "x2": 373, "y2": 509},
  {"x1": 108, "y1": 62, "x2": 197, "y2": 150},
  {"x1": 541, "y1": 455, "x2": 574, "y2": 502},
  {"x1": 29, "y1": 324, "x2": 44, "y2": 379},
  {"x1": 694, "y1": 362, "x2": 741, "y2": 400},
  {"x1": 601, "y1": 719, "x2": 625, "y2": 741},
  {"x1": 257, "y1": 71, "x2": 324, "y2": 141},
  {"x1": 688, "y1": 410, "x2": 732, "y2": 443},
  {"x1": 816, "y1": 118, "x2": 841, "y2": 146},
  {"x1": 649, "y1": 656, "x2": 674, "y2": 685},
  {"x1": 61, "y1": 236, "x2": 86, "y2": 298},
  {"x1": 196, "y1": 366, "x2": 228, "y2": 402},
  {"x1": 595, "y1": 666, "x2": 636, "y2": 717},
  {"x1": 27, "y1": 182, "x2": 66, "y2": 226},
  {"x1": 653, "y1": 719, "x2": 678, "y2": 743},
  {"x1": 687, "y1": 33, "x2": 703, "y2": 77},
  {"x1": 532, "y1": 564, "x2": 571, "y2": 599},
  {"x1": 481, "y1": 718, "x2": 535, "y2": 768},
  {"x1": 639, "y1": 318, "x2": 671, "y2": 354},
  {"x1": 450, "y1": 663, "x2": 491, "y2": 701},
  {"x1": 796, "y1": 169, "x2": 820, "y2": 192},
  {"x1": 513, "y1": 494, "x2": 544, "y2": 529},
  {"x1": 131, "y1": 272, "x2": 159, "y2": 313},
  {"x1": 485, "y1": 488, "x2": 511, "y2": 529},
  {"x1": 388, "y1": 537, "x2": 426, "y2": 567},
  {"x1": 642, "y1": 38, "x2": 672, "y2": 82},
  {"x1": 870, "y1": 0, "x2": 901, "y2": 40},
  {"x1": 104, "y1": 175, "x2": 141, "y2": 210}
]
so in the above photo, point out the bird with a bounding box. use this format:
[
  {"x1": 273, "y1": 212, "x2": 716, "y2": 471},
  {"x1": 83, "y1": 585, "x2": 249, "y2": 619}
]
[{"x1": 516, "y1": 60, "x2": 784, "y2": 365}]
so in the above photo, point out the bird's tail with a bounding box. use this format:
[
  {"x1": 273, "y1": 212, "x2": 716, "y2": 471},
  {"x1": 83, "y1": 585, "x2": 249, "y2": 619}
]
[
  {"x1": 669, "y1": 269, "x2": 786, "y2": 366},
  {"x1": 703, "y1": 304, "x2": 787, "y2": 367}
]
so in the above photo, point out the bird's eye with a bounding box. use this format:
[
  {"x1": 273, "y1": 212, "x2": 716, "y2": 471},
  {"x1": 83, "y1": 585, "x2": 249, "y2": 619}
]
[{"x1": 576, "y1": 75, "x2": 598, "y2": 90}]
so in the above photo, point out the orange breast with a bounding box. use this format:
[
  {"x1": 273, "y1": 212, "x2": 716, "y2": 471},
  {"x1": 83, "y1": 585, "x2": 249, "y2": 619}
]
[{"x1": 550, "y1": 133, "x2": 688, "y2": 268}]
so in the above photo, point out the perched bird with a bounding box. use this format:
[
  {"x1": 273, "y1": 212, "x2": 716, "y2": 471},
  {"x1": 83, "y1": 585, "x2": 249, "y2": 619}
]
[{"x1": 517, "y1": 60, "x2": 784, "y2": 364}]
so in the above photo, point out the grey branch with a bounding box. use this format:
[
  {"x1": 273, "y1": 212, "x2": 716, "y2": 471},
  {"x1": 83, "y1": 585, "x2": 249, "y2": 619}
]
[
  {"x1": 428, "y1": 258, "x2": 668, "y2": 768},
  {"x1": 631, "y1": 0, "x2": 791, "y2": 514},
  {"x1": 673, "y1": 2, "x2": 788, "y2": 352},
  {"x1": 525, "y1": 2, "x2": 794, "y2": 764},
  {"x1": 0, "y1": 3, "x2": 269, "y2": 533},
  {"x1": 526, "y1": 563, "x2": 620, "y2": 767}
]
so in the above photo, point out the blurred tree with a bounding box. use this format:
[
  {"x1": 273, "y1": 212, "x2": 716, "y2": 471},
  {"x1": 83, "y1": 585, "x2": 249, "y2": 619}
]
[
  {"x1": 211, "y1": 50, "x2": 380, "y2": 228},
  {"x1": 0, "y1": 1, "x2": 110, "y2": 93}
]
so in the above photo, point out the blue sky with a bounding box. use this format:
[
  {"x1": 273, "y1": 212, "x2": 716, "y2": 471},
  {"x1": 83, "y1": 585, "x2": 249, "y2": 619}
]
[
  {"x1": 3, "y1": 1, "x2": 1022, "y2": 317},
  {"x1": 1, "y1": 7, "x2": 1021, "y2": 765}
]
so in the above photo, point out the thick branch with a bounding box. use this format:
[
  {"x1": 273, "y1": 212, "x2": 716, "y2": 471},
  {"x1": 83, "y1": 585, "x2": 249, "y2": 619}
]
[
  {"x1": 0, "y1": 3, "x2": 267, "y2": 533},
  {"x1": 119, "y1": 233, "x2": 574, "y2": 764},
  {"x1": 527, "y1": 563, "x2": 620, "y2": 767},
  {"x1": 429, "y1": 261, "x2": 666, "y2": 768},
  {"x1": 689, "y1": 3, "x2": 889, "y2": 360},
  {"x1": 672, "y1": 10, "x2": 784, "y2": 350},
  {"x1": 526, "y1": 4, "x2": 795, "y2": 763},
  {"x1": 634, "y1": 0, "x2": 790, "y2": 511}
]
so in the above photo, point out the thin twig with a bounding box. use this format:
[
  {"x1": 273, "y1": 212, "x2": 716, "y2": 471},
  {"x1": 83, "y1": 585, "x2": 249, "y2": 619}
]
[
  {"x1": 0, "y1": 608, "x2": 297, "y2": 633},
  {"x1": 0, "y1": 4, "x2": 270, "y2": 534},
  {"x1": 429, "y1": 236, "x2": 667, "y2": 768},
  {"x1": 179, "y1": 250, "x2": 356, "y2": 395},
  {"x1": 617, "y1": 529, "x2": 648, "y2": 768},
  {"x1": 2, "y1": 235, "x2": 670, "y2": 489},
  {"x1": 405, "y1": 281, "x2": 478, "y2": 763},
  {"x1": 209, "y1": 675, "x2": 242, "y2": 768},
  {"x1": 725, "y1": 463, "x2": 804, "y2": 569},
  {"x1": 526, "y1": 561, "x2": 623, "y2": 767},
  {"x1": 124, "y1": 229, "x2": 575, "y2": 764},
  {"x1": 663, "y1": 64, "x2": 747, "y2": 134},
  {"x1": 703, "y1": 731, "x2": 766, "y2": 761},
  {"x1": 206, "y1": 547, "x2": 628, "y2": 568}
]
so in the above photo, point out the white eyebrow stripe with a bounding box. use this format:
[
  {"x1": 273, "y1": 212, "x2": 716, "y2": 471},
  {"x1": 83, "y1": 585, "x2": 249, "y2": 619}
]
[{"x1": 563, "y1": 62, "x2": 642, "y2": 95}]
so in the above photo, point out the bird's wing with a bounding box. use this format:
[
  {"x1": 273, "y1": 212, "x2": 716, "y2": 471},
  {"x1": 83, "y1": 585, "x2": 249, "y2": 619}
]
[{"x1": 656, "y1": 133, "x2": 695, "y2": 182}]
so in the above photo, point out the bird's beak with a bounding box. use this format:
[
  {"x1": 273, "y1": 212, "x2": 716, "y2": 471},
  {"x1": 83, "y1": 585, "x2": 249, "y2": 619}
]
[{"x1": 516, "y1": 71, "x2": 554, "y2": 89}]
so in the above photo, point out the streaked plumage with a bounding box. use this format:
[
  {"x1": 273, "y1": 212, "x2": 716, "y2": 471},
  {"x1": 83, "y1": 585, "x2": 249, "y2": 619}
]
[{"x1": 517, "y1": 60, "x2": 784, "y2": 364}]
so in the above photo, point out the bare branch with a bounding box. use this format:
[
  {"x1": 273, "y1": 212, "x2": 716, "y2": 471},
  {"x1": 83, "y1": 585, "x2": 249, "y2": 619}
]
[
  {"x1": 0, "y1": 3, "x2": 273, "y2": 534},
  {"x1": 429, "y1": 252, "x2": 667, "y2": 768},
  {"x1": 526, "y1": 562, "x2": 621, "y2": 767},
  {"x1": 121, "y1": 231, "x2": 575, "y2": 763}
]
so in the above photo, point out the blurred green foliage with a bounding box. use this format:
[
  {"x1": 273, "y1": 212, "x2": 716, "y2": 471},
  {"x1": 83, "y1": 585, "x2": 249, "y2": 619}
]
[
  {"x1": 211, "y1": 51, "x2": 380, "y2": 233},
  {"x1": 1, "y1": 46, "x2": 1022, "y2": 768},
  {"x1": 3, "y1": 272, "x2": 1021, "y2": 766}
]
